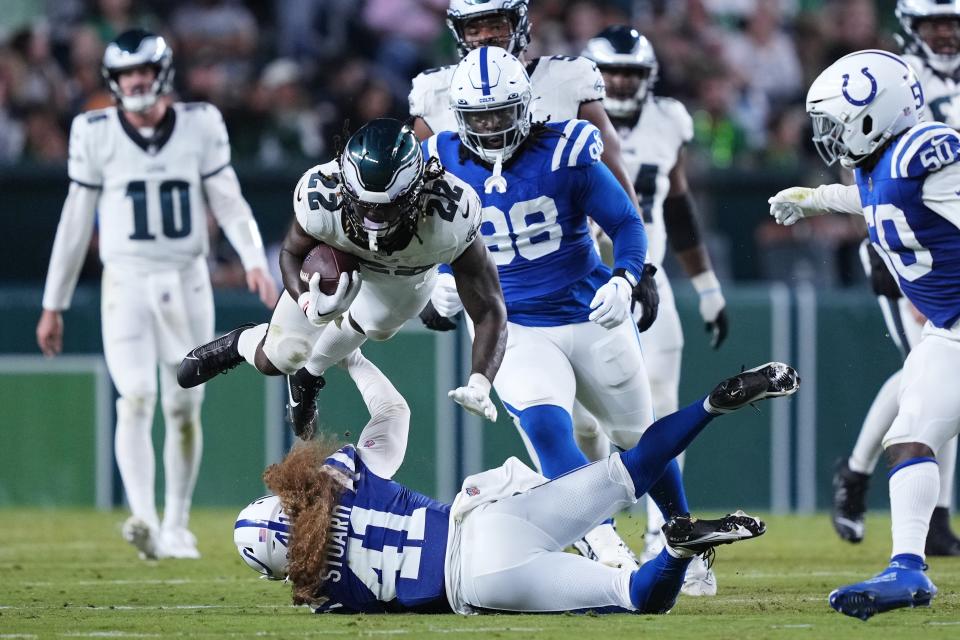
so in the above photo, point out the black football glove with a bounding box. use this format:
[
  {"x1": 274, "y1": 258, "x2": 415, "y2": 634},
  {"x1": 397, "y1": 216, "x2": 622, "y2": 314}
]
[
  {"x1": 631, "y1": 264, "x2": 660, "y2": 333},
  {"x1": 419, "y1": 300, "x2": 458, "y2": 332},
  {"x1": 706, "y1": 307, "x2": 729, "y2": 349},
  {"x1": 865, "y1": 242, "x2": 902, "y2": 299}
]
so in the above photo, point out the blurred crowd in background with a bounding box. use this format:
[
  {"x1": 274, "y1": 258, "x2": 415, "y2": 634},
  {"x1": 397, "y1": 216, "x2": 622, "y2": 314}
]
[{"x1": 0, "y1": 0, "x2": 907, "y2": 286}]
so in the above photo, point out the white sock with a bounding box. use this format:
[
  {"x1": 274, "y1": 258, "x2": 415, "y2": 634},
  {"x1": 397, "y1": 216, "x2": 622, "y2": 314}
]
[
  {"x1": 160, "y1": 399, "x2": 202, "y2": 532},
  {"x1": 664, "y1": 543, "x2": 695, "y2": 559},
  {"x1": 937, "y1": 436, "x2": 957, "y2": 509},
  {"x1": 304, "y1": 317, "x2": 366, "y2": 377},
  {"x1": 115, "y1": 395, "x2": 159, "y2": 530},
  {"x1": 889, "y1": 459, "x2": 939, "y2": 559},
  {"x1": 237, "y1": 323, "x2": 268, "y2": 366},
  {"x1": 849, "y1": 370, "x2": 902, "y2": 474}
]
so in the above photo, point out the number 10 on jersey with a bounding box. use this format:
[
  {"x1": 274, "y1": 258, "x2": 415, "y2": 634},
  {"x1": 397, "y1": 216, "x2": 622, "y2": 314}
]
[{"x1": 126, "y1": 179, "x2": 193, "y2": 240}]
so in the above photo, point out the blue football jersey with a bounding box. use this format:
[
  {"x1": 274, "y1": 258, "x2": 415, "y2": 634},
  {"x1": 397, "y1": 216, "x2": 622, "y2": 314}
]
[
  {"x1": 425, "y1": 120, "x2": 646, "y2": 326},
  {"x1": 855, "y1": 122, "x2": 960, "y2": 328},
  {"x1": 313, "y1": 446, "x2": 452, "y2": 614}
]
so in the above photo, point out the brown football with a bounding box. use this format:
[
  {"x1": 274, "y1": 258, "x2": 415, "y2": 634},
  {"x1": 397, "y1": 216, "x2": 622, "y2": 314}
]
[{"x1": 300, "y1": 244, "x2": 360, "y2": 295}]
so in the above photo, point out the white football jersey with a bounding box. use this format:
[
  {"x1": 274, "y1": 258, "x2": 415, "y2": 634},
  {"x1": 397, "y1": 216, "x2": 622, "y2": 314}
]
[
  {"x1": 615, "y1": 97, "x2": 693, "y2": 267},
  {"x1": 293, "y1": 160, "x2": 482, "y2": 277},
  {"x1": 68, "y1": 102, "x2": 231, "y2": 268},
  {"x1": 904, "y1": 54, "x2": 960, "y2": 129},
  {"x1": 409, "y1": 54, "x2": 605, "y2": 134}
]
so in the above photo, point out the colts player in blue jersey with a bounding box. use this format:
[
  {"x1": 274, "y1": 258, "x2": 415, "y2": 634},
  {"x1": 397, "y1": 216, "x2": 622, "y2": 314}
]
[
  {"x1": 418, "y1": 46, "x2": 682, "y2": 570},
  {"x1": 769, "y1": 49, "x2": 960, "y2": 620},
  {"x1": 234, "y1": 349, "x2": 798, "y2": 614}
]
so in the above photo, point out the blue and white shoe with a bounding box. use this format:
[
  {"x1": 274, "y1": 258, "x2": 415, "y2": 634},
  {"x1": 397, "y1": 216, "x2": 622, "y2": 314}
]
[{"x1": 829, "y1": 554, "x2": 937, "y2": 620}]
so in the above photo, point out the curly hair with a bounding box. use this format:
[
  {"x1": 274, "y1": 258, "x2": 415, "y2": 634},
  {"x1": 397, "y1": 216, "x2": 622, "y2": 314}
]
[{"x1": 263, "y1": 437, "x2": 345, "y2": 606}]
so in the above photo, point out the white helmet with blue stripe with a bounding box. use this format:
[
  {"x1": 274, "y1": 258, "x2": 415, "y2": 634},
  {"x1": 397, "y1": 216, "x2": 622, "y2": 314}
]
[
  {"x1": 449, "y1": 46, "x2": 532, "y2": 164},
  {"x1": 234, "y1": 495, "x2": 291, "y2": 580},
  {"x1": 806, "y1": 49, "x2": 924, "y2": 168}
]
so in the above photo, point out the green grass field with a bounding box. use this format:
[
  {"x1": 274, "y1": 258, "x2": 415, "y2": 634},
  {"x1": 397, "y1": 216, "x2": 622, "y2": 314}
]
[{"x1": 1, "y1": 509, "x2": 959, "y2": 639}]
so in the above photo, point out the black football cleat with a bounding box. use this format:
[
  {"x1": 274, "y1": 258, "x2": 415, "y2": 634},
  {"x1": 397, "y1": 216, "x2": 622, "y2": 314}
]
[
  {"x1": 831, "y1": 457, "x2": 869, "y2": 543},
  {"x1": 707, "y1": 362, "x2": 799, "y2": 413},
  {"x1": 662, "y1": 510, "x2": 766, "y2": 556},
  {"x1": 926, "y1": 506, "x2": 960, "y2": 556},
  {"x1": 177, "y1": 323, "x2": 256, "y2": 389},
  {"x1": 287, "y1": 368, "x2": 325, "y2": 440}
]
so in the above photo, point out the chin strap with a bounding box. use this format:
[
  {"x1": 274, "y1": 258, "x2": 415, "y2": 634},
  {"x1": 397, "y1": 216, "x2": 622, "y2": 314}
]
[
  {"x1": 366, "y1": 229, "x2": 378, "y2": 252},
  {"x1": 484, "y1": 153, "x2": 507, "y2": 194}
]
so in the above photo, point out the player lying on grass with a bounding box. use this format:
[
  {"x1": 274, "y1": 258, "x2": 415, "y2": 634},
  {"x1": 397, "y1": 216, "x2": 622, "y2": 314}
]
[{"x1": 233, "y1": 352, "x2": 799, "y2": 614}]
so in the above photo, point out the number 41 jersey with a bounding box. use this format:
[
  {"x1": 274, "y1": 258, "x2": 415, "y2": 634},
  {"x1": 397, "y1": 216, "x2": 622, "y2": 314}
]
[
  {"x1": 855, "y1": 121, "x2": 960, "y2": 328},
  {"x1": 314, "y1": 445, "x2": 453, "y2": 614},
  {"x1": 67, "y1": 102, "x2": 231, "y2": 269}
]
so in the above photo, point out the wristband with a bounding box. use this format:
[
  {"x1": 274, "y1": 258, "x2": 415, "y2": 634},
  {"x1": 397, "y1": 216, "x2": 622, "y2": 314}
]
[{"x1": 691, "y1": 270, "x2": 721, "y2": 295}]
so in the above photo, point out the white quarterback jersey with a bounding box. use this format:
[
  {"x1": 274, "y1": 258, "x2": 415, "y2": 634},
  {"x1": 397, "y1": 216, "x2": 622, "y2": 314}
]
[
  {"x1": 67, "y1": 102, "x2": 232, "y2": 268},
  {"x1": 409, "y1": 55, "x2": 605, "y2": 134},
  {"x1": 614, "y1": 97, "x2": 693, "y2": 267},
  {"x1": 293, "y1": 160, "x2": 482, "y2": 276},
  {"x1": 905, "y1": 54, "x2": 960, "y2": 129}
]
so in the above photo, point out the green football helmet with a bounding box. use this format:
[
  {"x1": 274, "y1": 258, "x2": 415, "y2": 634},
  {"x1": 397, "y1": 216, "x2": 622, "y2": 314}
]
[{"x1": 339, "y1": 119, "x2": 426, "y2": 253}]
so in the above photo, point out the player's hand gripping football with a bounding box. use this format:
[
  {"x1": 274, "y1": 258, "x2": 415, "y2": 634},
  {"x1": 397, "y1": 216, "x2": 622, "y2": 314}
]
[
  {"x1": 299, "y1": 271, "x2": 362, "y2": 326},
  {"x1": 449, "y1": 373, "x2": 498, "y2": 422},
  {"x1": 768, "y1": 187, "x2": 826, "y2": 226},
  {"x1": 589, "y1": 275, "x2": 632, "y2": 329}
]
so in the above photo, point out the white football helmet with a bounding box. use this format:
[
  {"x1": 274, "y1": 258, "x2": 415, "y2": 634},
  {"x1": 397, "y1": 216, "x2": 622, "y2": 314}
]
[
  {"x1": 102, "y1": 29, "x2": 174, "y2": 113},
  {"x1": 806, "y1": 50, "x2": 924, "y2": 168},
  {"x1": 582, "y1": 25, "x2": 659, "y2": 119},
  {"x1": 234, "y1": 495, "x2": 291, "y2": 580},
  {"x1": 897, "y1": 0, "x2": 960, "y2": 75},
  {"x1": 447, "y1": 0, "x2": 531, "y2": 57},
  {"x1": 450, "y1": 46, "x2": 532, "y2": 163}
]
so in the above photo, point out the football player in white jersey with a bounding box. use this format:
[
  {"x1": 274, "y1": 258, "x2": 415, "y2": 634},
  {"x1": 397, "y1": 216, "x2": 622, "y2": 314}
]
[
  {"x1": 36, "y1": 30, "x2": 276, "y2": 560},
  {"x1": 408, "y1": 0, "x2": 641, "y2": 211},
  {"x1": 830, "y1": 0, "x2": 960, "y2": 555},
  {"x1": 580, "y1": 26, "x2": 730, "y2": 596},
  {"x1": 769, "y1": 49, "x2": 960, "y2": 618},
  {"x1": 178, "y1": 119, "x2": 507, "y2": 439}
]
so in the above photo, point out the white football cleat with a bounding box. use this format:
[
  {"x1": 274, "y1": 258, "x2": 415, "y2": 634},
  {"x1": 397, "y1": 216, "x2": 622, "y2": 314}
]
[
  {"x1": 160, "y1": 527, "x2": 201, "y2": 559},
  {"x1": 122, "y1": 516, "x2": 163, "y2": 560},
  {"x1": 681, "y1": 554, "x2": 718, "y2": 597},
  {"x1": 572, "y1": 523, "x2": 640, "y2": 570}
]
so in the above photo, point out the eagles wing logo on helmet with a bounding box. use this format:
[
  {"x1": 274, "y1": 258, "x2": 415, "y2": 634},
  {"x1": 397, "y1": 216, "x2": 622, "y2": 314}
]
[
  {"x1": 102, "y1": 29, "x2": 174, "y2": 113},
  {"x1": 582, "y1": 25, "x2": 659, "y2": 120},
  {"x1": 338, "y1": 119, "x2": 426, "y2": 254}
]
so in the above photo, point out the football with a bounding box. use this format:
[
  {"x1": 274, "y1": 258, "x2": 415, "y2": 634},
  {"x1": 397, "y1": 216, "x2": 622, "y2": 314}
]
[{"x1": 300, "y1": 244, "x2": 360, "y2": 295}]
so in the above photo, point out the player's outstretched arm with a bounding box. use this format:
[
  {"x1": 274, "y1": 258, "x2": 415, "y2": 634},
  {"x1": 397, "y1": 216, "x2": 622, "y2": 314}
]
[
  {"x1": 449, "y1": 237, "x2": 507, "y2": 421},
  {"x1": 663, "y1": 150, "x2": 728, "y2": 349},
  {"x1": 204, "y1": 166, "x2": 277, "y2": 307},
  {"x1": 578, "y1": 100, "x2": 641, "y2": 211},
  {"x1": 769, "y1": 183, "x2": 863, "y2": 225},
  {"x1": 37, "y1": 183, "x2": 100, "y2": 357}
]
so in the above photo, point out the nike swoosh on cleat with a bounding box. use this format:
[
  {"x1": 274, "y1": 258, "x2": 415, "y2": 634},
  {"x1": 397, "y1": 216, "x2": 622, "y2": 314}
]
[
  {"x1": 287, "y1": 382, "x2": 300, "y2": 408},
  {"x1": 834, "y1": 517, "x2": 864, "y2": 537}
]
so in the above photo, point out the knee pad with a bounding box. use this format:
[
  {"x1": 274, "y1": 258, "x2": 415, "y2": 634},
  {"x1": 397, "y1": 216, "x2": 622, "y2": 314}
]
[
  {"x1": 363, "y1": 326, "x2": 401, "y2": 342},
  {"x1": 116, "y1": 393, "x2": 157, "y2": 427},
  {"x1": 161, "y1": 387, "x2": 202, "y2": 425},
  {"x1": 262, "y1": 333, "x2": 312, "y2": 374}
]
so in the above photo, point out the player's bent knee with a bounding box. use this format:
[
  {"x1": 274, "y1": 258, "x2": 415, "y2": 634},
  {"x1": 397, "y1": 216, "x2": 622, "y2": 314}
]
[
  {"x1": 116, "y1": 393, "x2": 156, "y2": 425},
  {"x1": 161, "y1": 388, "x2": 202, "y2": 424},
  {"x1": 364, "y1": 326, "x2": 401, "y2": 342},
  {"x1": 262, "y1": 334, "x2": 311, "y2": 374}
]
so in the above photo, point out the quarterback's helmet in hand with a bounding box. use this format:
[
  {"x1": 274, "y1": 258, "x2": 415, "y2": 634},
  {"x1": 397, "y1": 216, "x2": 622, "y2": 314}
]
[
  {"x1": 897, "y1": 0, "x2": 960, "y2": 75},
  {"x1": 234, "y1": 495, "x2": 291, "y2": 580},
  {"x1": 447, "y1": 0, "x2": 531, "y2": 57},
  {"x1": 806, "y1": 50, "x2": 924, "y2": 168},
  {"x1": 450, "y1": 46, "x2": 533, "y2": 163},
  {"x1": 582, "y1": 25, "x2": 659, "y2": 120},
  {"x1": 102, "y1": 29, "x2": 174, "y2": 113},
  {"x1": 339, "y1": 118, "x2": 426, "y2": 253}
]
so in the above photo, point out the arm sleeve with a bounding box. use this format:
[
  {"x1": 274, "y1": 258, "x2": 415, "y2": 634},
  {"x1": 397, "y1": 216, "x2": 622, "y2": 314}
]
[
  {"x1": 204, "y1": 166, "x2": 268, "y2": 271},
  {"x1": 41, "y1": 183, "x2": 100, "y2": 311},
  {"x1": 922, "y1": 162, "x2": 960, "y2": 229},
  {"x1": 346, "y1": 350, "x2": 410, "y2": 480},
  {"x1": 577, "y1": 162, "x2": 647, "y2": 282},
  {"x1": 812, "y1": 183, "x2": 863, "y2": 215}
]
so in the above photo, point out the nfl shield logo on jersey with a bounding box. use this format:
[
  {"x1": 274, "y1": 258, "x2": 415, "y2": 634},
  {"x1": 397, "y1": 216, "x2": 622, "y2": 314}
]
[{"x1": 466, "y1": 486, "x2": 480, "y2": 497}]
